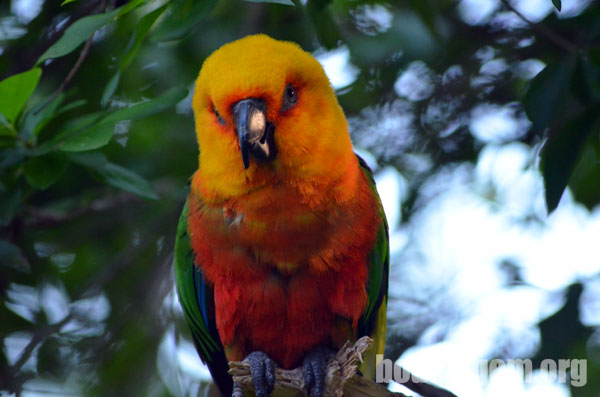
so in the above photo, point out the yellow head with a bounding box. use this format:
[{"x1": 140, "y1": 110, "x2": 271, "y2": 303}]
[{"x1": 191, "y1": 34, "x2": 357, "y2": 203}]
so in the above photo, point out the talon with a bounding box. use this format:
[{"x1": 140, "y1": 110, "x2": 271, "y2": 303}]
[
  {"x1": 243, "y1": 351, "x2": 277, "y2": 397},
  {"x1": 302, "y1": 347, "x2": 335, "y2": 397},
  {"x1": 232, "y1": 381, "x2": 244, "y2": 397}
]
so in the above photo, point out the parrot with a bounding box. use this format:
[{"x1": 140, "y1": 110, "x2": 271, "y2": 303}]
[{"x1": 174, "y1": 34, "x2": 389, "y2": 397}]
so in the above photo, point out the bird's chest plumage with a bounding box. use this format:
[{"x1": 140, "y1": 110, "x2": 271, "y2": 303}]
[
  {"x1": 186, "y1": 177, "x2": 380, "y2": 368},
  {"x1": 215, "y1": 267, "x2": 344, "y2": 368}
]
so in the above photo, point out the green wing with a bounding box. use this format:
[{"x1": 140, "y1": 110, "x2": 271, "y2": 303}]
[
  {"x1": 173, "y1": 200, "x2": 233, "y2": 394},
  {"x1": 356, "y1": 155, "x2": 390, "y2": 379}
]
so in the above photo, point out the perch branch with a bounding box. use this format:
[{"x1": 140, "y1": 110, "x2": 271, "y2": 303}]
[{"x1": 228, "y1": 337, "x2": 457, "y2": 397}]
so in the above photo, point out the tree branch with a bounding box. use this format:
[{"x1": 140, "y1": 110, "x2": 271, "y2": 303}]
[
  {"x1": 0, "y1": 314, "x2": 73, "y2": 393},
  {"x1": 500, "y1": 0, "x2": 578, "y2": 53},
  {"x1": 24, "y1": 191, "x2": 139, "y2": 228},
  {"x1": 43, "y1": 35, "x2": 95, "y2": 107},
  {"x1": 38, "y1": 0, "x2": 108, "y2": 112},
  {"x1": 228, "y1": 337, "x2": 457, "y2": 397}
]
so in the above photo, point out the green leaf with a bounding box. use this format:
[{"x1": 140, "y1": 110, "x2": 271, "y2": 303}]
[
  {"x1": 34, "y1": 99, "x2": 89, "y2": 139},
  {"x1": 151, "y1": 0, "x2": 218, "y2": 42},
  {"x1": 23, "y1": 95, "x2": 87, "y2": 140},
  {"x1": 0, "y1": 184, "x2": 21, "y2": 226},
  {"x1": 60, "y1": 122, "x2": 115, "y2": 152},
  {"x1": 0, "y1": 240, "x2": 30, "y2": 272},
  {"x1": 524, "y1": 57, "x2": 576, "y2": 131},
  {"x1": 581, "y1": 55, "x2": 600, "y2": 101},
  {"x1": 306, "y1": 0, "x2": 342, "y2": 50},
  {"x1": 61, "y1": 0, "x2": 79, "y2": 5},
  {"x1": 34, "y1": 112, "x2": 104, "y2": 155},
  {"x1": 552, "y1": 0, "x2": 562, "y2": 11},
  {"x1": 0, "y1": 147, "x2": 26, "y2": 169},
  {"x1": 22, "y1": 94, "x2": 66, "y2": 140},
  {"x1": 243, "y1": 0, "x2": 295, "y2": 5},
  {"x1": 120, "y1": 5, "x2": 169, "y2": 71},
  {"x1": 101, "y1": 72, "x2": 120, "y2": 107},
  {"x1": 69, "y1": 148, "x2": 156, "y2": 199},
  {"x1": 37, "y1": 0, "x2": 147, "y2": 64},
  {"x1": 568, "y1": 137, "x2": 600, "y2": 210},
  {"x1": 116, "y1": 0, "x2": 148, "y2": 17},
  {"x1": 66, "y1": 151, "x2": 108, "y2": 168},
  {"x1": 541, "y1": 107, "x2": 600, "y2": 213},
  {"x1": 102, "y1": 86, "x2": 188, "y2": 123},
  {"x1": 37, "y1": 9, "x2": 121, "y2": 64},
  {"x1": 53, "y1": 87, "x2": 184, "y2": 153},
  {"x1": 99, "y1": 162, "x2": 158, "y2": 200},
  {"x1": 0, "y1": 68, "x2": 42, "y2": 123},
  {"x1": 57, "y1": 99, "x2": 88, "y2": 114},
  {"x1": 23, "y1": 152, "x2": 67, "y2": 190},
  {"x1": 0, "y1": 114, "x2": 14, "y2": 136},
  {"x1": 60, "y1": 112, "x2": 104, "y2": 132}
]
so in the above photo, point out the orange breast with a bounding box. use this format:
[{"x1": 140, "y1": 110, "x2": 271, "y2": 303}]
[{"x1": 187, "y1": 164, "x2": 380, "y2": 368}]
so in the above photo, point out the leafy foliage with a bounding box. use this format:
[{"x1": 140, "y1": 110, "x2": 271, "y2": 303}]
[
  {"x1": 523, "y1": 36, "x2": 600, "y2": 212},
  {"x1": 552, "y1": 0, "x2": 562, "y2": 12},
  {"x1": 0, "y1": 68, "x2": 42, "y2": 123}
]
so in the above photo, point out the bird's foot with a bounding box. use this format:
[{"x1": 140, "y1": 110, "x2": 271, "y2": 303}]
[
  {"x1": 232, "y1": 381, "x2": 244, "y2": 397},
  {"x1": 243, "y1": 351, "x2": 276, "y2": 397},
  {"x1": 302, "y1": 347, "x2": 335, "y2": 397}
]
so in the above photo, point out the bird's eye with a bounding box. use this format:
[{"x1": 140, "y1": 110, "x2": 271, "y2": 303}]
[
  {"x1": 282, "y1": 83, "x2": 298, "y2": 111},
  {"x1": 213, "y1": 106, "x2": 226, "y2": 125}
]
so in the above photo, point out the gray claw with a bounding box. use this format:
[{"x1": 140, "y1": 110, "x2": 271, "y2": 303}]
[
  {"x1": 302, "y1": 347, "x2": 335, "y2": 397},
  {"x1": 243, "y1": 351, "x2": 276, "y2": 397}
]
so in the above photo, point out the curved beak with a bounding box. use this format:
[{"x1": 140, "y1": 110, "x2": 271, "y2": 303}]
[{"x1": 233, "y1": 98, "x2": 276, "y2": 169}]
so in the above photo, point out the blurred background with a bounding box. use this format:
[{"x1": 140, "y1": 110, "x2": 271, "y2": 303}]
[{"x1": 1, "y1": 0, "x2": 599, "y2": 396}]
